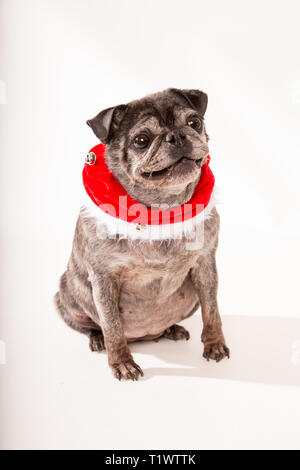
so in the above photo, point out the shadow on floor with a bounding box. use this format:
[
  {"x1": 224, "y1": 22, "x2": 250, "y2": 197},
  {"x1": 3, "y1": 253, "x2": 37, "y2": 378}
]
[{"x1": 130, "y1": 314, "x2": 300, "y2": 387}]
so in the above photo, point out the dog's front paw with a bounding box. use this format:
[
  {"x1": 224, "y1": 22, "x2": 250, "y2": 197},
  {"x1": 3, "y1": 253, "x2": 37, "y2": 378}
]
[
  {"x1": 111, "y1": 359, "x2": 144, "y2": 381},
  {"x1": 203, "y1": 342, "x2": 230, "y2": 362}
]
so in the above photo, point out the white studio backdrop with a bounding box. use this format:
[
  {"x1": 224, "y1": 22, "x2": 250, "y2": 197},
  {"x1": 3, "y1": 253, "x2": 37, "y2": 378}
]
[
  {"x1": 1, "y1": 0, "x2": 300, "y2": 319},
  {"x1": 1, "y1": 0, "x2": 300, "y2": 450}
]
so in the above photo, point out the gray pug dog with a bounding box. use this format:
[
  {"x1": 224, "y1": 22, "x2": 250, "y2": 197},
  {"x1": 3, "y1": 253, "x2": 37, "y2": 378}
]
[{"x1": 55, "y1": 88, "x2": 229, "y2": 380}]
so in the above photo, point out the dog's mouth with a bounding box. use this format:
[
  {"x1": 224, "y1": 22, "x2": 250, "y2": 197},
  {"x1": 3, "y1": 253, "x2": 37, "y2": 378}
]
[{"x1": 141, "y1": 156, "x2": 203, "y2": 181}]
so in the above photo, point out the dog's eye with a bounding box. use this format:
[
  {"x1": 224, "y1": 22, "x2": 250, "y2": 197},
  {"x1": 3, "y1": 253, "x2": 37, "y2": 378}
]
[
  {"x1": 134, "y1": 134, "x2": 150, "y2": 149},
  {"x1": 187, "y1": 117, "x2": 201, "y2": 131}
]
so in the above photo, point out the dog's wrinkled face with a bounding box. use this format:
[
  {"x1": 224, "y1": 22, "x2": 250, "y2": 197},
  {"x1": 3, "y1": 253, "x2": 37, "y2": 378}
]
[{"x1": 87, "y1": 88, "x2": 209, "y2": 207}]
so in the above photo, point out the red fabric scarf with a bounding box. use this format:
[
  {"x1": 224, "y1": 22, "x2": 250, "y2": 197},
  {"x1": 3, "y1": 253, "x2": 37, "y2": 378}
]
[{"x1": 82, "y1": 143, "x2": 215, "y2": 226}]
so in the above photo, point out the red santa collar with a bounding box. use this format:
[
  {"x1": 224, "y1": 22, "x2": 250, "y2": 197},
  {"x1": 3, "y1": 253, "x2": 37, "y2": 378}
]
[{"x1": 82, "y1": 143, "x2": 215, "y2": 240}]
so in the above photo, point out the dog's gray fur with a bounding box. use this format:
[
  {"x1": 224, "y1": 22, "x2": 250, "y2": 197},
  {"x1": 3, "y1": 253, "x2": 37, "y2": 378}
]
[{"x1": 55, "y1": 88, "x2": 229, "y2": 380}]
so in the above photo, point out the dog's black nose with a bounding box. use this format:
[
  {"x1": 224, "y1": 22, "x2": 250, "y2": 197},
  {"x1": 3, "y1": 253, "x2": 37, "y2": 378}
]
[{"x1": 166, "y1": 131, "x2": 186, "y2": 147}]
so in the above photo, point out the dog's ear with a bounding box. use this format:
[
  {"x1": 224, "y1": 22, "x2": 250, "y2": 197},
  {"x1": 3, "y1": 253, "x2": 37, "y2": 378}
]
[
  {"x1": 86, "y1": 104, "x2": 127, "y2": 143},
  {"x1": 169, "y1": 88, "x2": 208, "y2": 117}
]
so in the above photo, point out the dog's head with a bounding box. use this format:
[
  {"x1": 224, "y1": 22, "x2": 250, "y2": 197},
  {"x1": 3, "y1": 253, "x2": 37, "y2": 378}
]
[{"x1": 87, "y1": 88, "x2": 209, "y2": 207}]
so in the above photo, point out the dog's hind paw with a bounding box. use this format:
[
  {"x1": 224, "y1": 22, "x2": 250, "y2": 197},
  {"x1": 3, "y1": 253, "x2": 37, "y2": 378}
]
[
  {"x1": 163, "y1": 324, "x2": 190, "y2": 341},
  {"x1": 89, "y1": 330, "x2": 105, "y2": 352}
]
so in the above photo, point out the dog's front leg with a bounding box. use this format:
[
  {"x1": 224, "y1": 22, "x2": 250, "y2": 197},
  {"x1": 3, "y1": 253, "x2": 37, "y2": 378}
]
[
  {"x1": 191, "y1": 254, "x2": 230, "y2": 362},
  {"x1": 89, "y1": 270, "x2": 143, "y2": 380}
]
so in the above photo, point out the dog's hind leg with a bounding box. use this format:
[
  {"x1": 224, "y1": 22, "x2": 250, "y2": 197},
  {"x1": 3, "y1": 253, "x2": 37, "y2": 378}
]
[{"x1": 54, "y1": 291, "x2": 105, "y2": 352}]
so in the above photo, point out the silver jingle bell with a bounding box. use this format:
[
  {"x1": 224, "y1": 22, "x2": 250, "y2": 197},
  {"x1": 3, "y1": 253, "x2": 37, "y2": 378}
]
[{"x1": 85, "y1": 152, "x2": 96, "y2": 165}]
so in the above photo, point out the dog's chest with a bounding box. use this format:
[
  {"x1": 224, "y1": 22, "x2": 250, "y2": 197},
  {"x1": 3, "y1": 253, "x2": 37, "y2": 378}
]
[{"x1": 119, "y1": 240, "x2": 198, "y2": 293}]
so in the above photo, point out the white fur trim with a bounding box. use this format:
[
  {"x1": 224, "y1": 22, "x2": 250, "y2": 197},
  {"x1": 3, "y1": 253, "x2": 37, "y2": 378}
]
[{"x1": 81, "y1": 190, "x2": 216, "y2": 241}]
